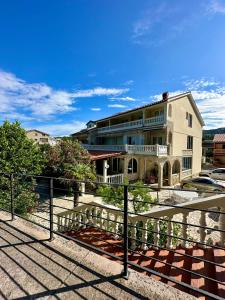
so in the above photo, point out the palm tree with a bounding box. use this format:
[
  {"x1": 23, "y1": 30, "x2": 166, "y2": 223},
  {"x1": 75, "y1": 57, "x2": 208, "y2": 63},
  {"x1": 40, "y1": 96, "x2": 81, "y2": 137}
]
[{"x1": 64, "y1": 163, "x2": 96, "y2": 207}]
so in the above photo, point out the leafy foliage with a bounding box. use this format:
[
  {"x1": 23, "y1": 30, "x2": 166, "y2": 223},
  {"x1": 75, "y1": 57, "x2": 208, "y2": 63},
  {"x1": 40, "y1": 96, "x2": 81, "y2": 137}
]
[
  {"x1": 0, "y1": 121, "x2": 44, "y2": 215},
  {"x1": 0, "y1": 121, "x2": 44, "y2": 174},
  {"x1": 97, "y1": 179, "x2": 155, "y2": 213},
  {"x1": 43, "y1": 139, "x2": 96, "y2": 206}
]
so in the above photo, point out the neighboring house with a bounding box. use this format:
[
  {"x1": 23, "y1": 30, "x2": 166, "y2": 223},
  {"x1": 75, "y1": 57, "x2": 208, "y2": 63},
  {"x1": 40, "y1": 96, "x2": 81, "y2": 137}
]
[
  {"x1": 72, "y1": 92, "x2": 204, "y2": 187},
  {"x1": 26, "y1": 130, "x2": 57, "y2": 146},
  {"x1": 213, "y1": 134, "x2": 225, "y2": 166}
]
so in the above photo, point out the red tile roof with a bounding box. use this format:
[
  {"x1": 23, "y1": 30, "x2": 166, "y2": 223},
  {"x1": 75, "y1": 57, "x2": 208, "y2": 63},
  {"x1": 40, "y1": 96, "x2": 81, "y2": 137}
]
[
  {"x1": 213, "y1": 134, "x2": 225, "y2": 143},
  {"x1": 89, "y1": 150, "x2": 124, "y2": 161}
]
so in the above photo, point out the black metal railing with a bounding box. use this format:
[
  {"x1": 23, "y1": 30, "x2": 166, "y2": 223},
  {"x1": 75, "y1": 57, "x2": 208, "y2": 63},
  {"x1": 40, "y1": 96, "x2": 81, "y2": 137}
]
[{"x1": 0, "y1": 173, "x2": 225, "y2": 299}]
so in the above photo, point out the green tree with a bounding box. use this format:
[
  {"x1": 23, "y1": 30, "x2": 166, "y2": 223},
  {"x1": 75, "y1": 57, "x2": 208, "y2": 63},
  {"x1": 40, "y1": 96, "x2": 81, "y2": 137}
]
[
  {"x1": 44, "y1": 139, "x2": 96, "y2": 206},
  {"x1": 0, "y1": 121, "x2": 44, "y2": 214},
  {"x1": 97, "y1": 179, "x2": 155, "y2": 213},
  {"x1": 0, "y1": 121, "x2": 43, "y2": 174}
]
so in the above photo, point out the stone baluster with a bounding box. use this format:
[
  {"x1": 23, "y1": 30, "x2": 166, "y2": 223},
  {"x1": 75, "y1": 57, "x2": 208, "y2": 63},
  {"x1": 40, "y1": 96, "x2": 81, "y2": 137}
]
[
  {"x1": 181, "y1": 212, "x2": 188, "y2": 247},
  {"x1": 92, "y1": 208, "x2": 97, "y2": 226},
  {"x1": 82, "y1": 209, "x2": 86, "y2": 227},
  {"x1": 77, "y1": 212, "x2": 82, "y2": 229},
  {"x1": 130, "y1": 221, "x2": 137, "y2": 249},
  {"x1": 153, "y1": 220, "x2": 160, "y2": 248},
  {"x1": 65, "y1": 212, "x2": 69, "y2": 229},
  {"x1": 199, "y1": 211, "x2": 207, "y2": 247},
  {"x1": 100, "y1": 209, "x2": 104, "y2": 229},
  {"x1": 106, "y1": 211, "x2": 110, "y2": 233},
  {"x1": 219, "y1": 207, "x2": 225, "y2": 246},
  {"x1": 57, "y1": 215, "x2": 61, "y2": 232},
  {"x1": 141, "y1": 221, "x2": 148, "y2": 250},
  {"x1": 166, "y1": 217, "x2": 173, "y2": 248}
]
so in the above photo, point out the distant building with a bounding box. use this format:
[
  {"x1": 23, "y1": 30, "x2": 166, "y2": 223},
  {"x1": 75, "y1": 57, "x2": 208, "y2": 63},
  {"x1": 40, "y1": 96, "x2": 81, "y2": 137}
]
[
  {"x1": 26, "y1": 130, "x2": 57, "y2": 146},
  {"x1": 72, "y1": 91, "x2": 204, "y2": 187},
  {"x1": 213, "y1": 134, "x2": 225, "y2": 166}
]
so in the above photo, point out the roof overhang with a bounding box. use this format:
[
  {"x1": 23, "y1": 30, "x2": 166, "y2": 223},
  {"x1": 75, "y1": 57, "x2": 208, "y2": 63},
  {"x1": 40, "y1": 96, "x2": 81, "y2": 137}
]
[{"x1": 89, "y1": 151, "x2": 125, "y2": 161}]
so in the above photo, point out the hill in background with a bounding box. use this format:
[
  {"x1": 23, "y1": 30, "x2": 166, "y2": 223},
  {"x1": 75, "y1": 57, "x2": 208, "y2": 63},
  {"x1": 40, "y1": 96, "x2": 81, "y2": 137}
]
[{"x1": 203, "y1": 127, "x2": 225, "y2": 140}]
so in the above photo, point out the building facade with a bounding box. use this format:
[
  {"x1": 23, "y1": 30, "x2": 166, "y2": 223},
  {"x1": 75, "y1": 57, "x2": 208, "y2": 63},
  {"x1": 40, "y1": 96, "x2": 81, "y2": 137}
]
[
  {"x1": 26, "y1": 130, "x2": 57, "y2": 146},
  {"x1": 73, "y1": 92, "x2": 204, "y2": 187}
]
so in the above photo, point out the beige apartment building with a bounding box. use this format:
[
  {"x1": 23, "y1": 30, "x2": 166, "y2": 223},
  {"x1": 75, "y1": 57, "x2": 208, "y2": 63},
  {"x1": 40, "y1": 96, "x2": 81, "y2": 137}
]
[
  {"x1": 72, "y1": 92, "x2": 204, "y2": 187},
  {"x1": 26, "y1": 129, "x2": 57, "y2": 146}
]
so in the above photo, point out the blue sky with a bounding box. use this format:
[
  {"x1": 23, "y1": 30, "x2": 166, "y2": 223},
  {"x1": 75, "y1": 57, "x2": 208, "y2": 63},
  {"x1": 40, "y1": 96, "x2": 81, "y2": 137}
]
[{"x1": 0, "y1": 0, "x2": 225, "y2": 135}]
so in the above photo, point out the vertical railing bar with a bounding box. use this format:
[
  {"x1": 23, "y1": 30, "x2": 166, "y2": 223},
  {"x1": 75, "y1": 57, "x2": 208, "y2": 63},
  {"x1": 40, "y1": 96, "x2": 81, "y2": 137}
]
[
  {"x1": 49, "y1": 177, "x2": 54, "y2": 241},
  {"x1": 10, "y1": 173, "x2": 14, "y2": 221},
  {"x1": 123, "y1": 184, "x2": 129, "y2": 278}
]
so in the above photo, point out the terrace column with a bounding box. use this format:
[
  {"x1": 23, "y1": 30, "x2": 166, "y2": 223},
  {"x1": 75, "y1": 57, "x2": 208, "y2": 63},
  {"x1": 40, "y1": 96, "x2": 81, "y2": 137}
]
[
  {"x1": 158, "y1": 163, "x2": 163, "y2": 188},
  {"x1": 168, "y1": 162, "x2": 173, "y2": 186},
  {"x1": 103, "y1": 159, "x2": 108, "y2": 183}
]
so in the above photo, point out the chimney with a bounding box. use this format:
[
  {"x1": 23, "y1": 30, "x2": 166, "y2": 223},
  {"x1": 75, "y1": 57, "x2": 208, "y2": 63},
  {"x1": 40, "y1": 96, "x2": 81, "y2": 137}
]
[{"x1": 162, "y1": 91, "x2": 169, "y2": 101}]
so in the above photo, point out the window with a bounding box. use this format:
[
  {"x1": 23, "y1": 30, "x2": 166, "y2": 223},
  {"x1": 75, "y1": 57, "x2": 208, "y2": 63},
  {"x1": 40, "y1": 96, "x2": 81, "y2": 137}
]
[
  {"x1": 182, "y1": 157, "x2": 192, "y2": 170},
  {"x1": 187, "y1": 136, "x2": 193, "y2": 149},
  {"x1": 40, "y1": 138, "x2": 48, "y2": 143},
  {"x1": 186, "y1": 113, "x2": 192, "y2": 127},
  {"x1": 153, "y1": 136, "x2": 163, "y2": 145},
  {"x1": 128, "y1": 158, "x2": 137, "y2": 174}
]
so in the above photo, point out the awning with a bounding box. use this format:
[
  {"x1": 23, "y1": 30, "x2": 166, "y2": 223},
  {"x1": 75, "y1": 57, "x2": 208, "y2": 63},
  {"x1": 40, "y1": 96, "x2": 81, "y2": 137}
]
[{"x1": 89, "y1": 150, "x2": 124, "y2": 161}]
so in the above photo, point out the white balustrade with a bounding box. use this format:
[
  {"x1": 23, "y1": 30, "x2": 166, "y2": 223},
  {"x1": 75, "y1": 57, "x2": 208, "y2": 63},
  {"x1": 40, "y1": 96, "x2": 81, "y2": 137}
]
[
  {"x1": 83, "y1": 144, "x2": 167, "y2": 156},
  {"x1": 57, "y1": 194, "x2": 225, "y2": 250},
  {"x1": 144, "y1": 115, "x2": 165, "y2": 126},
  {"x1": 96, "y1": 116, "x2": 165, "y2": 133}
]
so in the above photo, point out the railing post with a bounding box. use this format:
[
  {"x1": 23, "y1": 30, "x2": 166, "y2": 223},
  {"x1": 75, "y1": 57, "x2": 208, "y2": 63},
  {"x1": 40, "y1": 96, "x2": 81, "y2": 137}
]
[
  {"x1": 123, "y1": 184, "x2": 129, "y2": 279},
  {"x1": 49, "y1": 177, "x2": 54, "y2": 241},
  {"x1": 10, "y1": 174, "x2": 14, "y2": 221}
]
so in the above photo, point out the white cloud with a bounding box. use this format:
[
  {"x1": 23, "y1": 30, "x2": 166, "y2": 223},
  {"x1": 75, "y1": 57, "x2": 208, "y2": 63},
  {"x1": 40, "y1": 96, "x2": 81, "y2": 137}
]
[
  {"x1": 150, "y1": 78, "x2": 225, "y2": 129},
  {"x1": 108, "y1": 104, "x2": 127, "y2": 108},
  {"x1": 90, "y1": 108, "x2": 101, "y2": 111},
  {"x1": 184, "y1": 79, "x2": 219, "y2": 90},
  {"x1": 206, "y1": 0, "x2": 225, "y2": 14},
  {"x1": 109, "y1": 96, "x2": 137, "y2": 102},
  {"x1": 26, "y1": 121, "x2": 86, "y2": 137},
  {"x1": 123, "y1": 80, "x2": 134, "y2": 86},
  {"x1": 72, "y1": 87, "x2": 128, "y2": 98},
  {"x1": 0, "y1": 70, "x2": 129, "y2": 120}
]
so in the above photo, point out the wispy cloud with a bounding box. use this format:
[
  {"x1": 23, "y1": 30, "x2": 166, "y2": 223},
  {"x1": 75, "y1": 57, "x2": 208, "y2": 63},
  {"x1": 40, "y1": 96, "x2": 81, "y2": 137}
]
[
  {"x1": 132, "y1": 3, "x2": 199, "y2": 46},
  {"x1": 150, "y1": 78, "x2": 225, "y2": 129},
  {"x1": 72, "y1": 87, "x2": 128, "y2": 98},
  {"x1": 123, "y1": 80, "x2": 134, "y2": 86},
  {"x1": 206, "y1": 0, "x2": 225, "y2": 15},
  {"x1": 183, "y1": 78, "x2": 219, "y2": 90},
  {"x1": 109, "y1": 96, "x2": 137, "y2": 102},
  {"x1": 108, "y1": 104, "x2": 127, "y2": 108},
  {"x1": 0, "y1": 70, "x2": 129, "y2": 120},
  {"x1": 90, "y1": 108, "x2": 101, "y2": 111}
]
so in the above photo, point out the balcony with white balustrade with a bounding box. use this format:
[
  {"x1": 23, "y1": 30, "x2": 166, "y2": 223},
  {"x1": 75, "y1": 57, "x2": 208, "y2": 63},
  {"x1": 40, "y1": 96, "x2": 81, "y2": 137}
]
[
  {"x1": 97, "y1": 115, "x2": 165, "y2": 134},
  {"x1": 83, "y1": 144, "x2": 168, "y2": 156}
]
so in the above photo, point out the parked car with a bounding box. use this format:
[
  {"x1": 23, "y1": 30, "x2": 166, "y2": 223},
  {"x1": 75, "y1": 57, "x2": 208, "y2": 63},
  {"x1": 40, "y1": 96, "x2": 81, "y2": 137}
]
[
  {"x1": 199, "y1": 168, "x2": 225, "y2": 181},
  {"x1": 181, "y1": 177, "x2": 225, "y2": 192}
]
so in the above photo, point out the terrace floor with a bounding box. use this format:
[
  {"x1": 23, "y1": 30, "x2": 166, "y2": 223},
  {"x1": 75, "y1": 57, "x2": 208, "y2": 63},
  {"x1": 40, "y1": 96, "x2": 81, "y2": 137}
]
[
  {"x1": 0, "y1": 211, "x2": 194, "y2": 300},
  {"x1": 65, "y1": 227, "x2": 225, "y2": 300}
]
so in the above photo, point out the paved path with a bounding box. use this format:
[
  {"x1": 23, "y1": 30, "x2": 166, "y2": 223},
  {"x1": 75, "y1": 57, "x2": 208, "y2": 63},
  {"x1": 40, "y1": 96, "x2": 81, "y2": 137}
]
[{"x1": 0, "y1": 211, "x2": 195, "y2": 300}]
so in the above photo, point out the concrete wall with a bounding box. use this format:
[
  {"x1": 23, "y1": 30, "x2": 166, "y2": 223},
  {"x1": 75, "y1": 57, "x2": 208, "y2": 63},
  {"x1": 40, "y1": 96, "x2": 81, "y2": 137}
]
[{"x1": 167, "y1": 96, "x2": 203, "y2": 175}]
